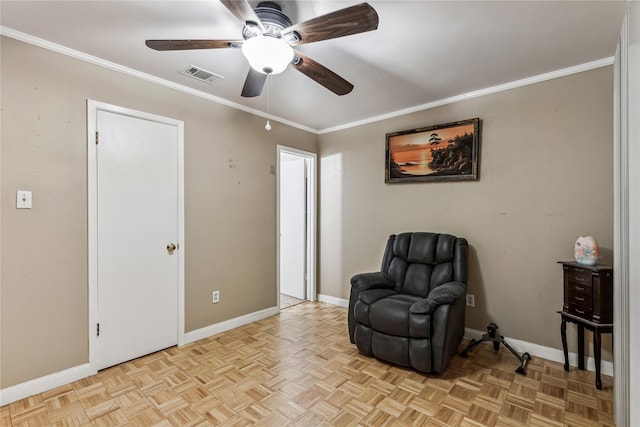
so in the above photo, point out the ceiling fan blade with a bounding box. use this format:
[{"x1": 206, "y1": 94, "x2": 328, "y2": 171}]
[
  {"x1": 145, "y1": 40, "x2": 241, "y2": 51},
  {"x1": 241, "y1": 68, "x2": 268, "y2": 97},
  {"x1": 220, "y1": 0, "x2": 266, "y2": 33},
  {"x1": 291, "y1": 50, "x2": 353, "y2": 96},
  {"x1": 282, "y1": 3, "x2": 378, "y2": 46}
]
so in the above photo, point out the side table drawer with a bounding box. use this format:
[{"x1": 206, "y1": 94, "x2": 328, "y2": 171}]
[
  {"x1": 569, "y1": 281, "x2": 591, "y2": 296},
  {"x1": 568, "y1": 282, "x2": 592, "y2": 307},
  {"x1": 567, "y1": 267, "x2": 591, "y2": 285},
  {"x1": 567, "y1": 303, "x2": 593, "y2": 319}
]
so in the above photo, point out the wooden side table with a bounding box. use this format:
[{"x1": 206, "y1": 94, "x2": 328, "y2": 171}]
[
  {"x1": 558, "y1": 310, "x2": 612, "y2": 389},
  {"x1": 558, "y1": 261, "x2": 613, "y2": 390}
]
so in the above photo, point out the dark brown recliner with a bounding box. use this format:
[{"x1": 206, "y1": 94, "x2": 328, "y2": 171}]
[{"x1": 348, "y1": 232, "x2": 468, "y2": 373}]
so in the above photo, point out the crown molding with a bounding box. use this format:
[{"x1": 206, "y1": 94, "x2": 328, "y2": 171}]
[
  {"x1": 1, "y1": 26, "x2": 613, "y2": 136},
  {"x1": 318, "y1": 57, "x2": 614, "y2": 134},
  {"x1": 0, "y1": 26, "x2": 317, "y2": 134}
]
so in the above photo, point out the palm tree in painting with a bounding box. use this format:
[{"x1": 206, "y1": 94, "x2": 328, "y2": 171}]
[{"x1": 429, "y1": 133, "x2": 442, "y2": 147}]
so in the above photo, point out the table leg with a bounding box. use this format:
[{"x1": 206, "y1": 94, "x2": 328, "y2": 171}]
[
  {"x1": 561, "y1": 317, "x2": 569, "y2": 371},
  {"x1": 594, "y1": 330, "x2": 603, "y2": 390},
  {"x1": 578, "y1": 323, "x2": 585, "y2": 370}
]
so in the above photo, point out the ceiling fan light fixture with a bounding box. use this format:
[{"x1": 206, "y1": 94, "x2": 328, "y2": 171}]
[{"x1": 242, "y1": 35, "x2": 293, "y2": 75}]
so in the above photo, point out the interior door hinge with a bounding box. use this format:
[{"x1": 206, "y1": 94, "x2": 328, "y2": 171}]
[
  {"x1": 95, "y1": 131, "x2": 99, "y2": 145},
  {"x1": 96, "y1": 323, "x2": 100, "y2": 336}
]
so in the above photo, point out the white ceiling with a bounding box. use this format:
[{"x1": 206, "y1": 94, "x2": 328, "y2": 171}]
[{"x1": 0, "y1": 1, "x2": 627, "y2": 133}]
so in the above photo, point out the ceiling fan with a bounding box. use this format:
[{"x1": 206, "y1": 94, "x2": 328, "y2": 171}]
[{"x1": 146, "y1": 1, "x2": 379, "y2": 97}]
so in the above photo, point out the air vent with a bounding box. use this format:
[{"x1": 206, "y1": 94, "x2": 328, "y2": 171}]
[{"x1": 179, "y1": 65, "x2": 223, "y2": 84}]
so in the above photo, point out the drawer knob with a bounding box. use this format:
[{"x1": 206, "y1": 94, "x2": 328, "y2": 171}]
[{"x1": 575, "y1": 285, "x2": 585, "y2": 291}]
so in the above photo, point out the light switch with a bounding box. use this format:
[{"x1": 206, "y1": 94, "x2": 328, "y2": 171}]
[{"x1": 17, "y1": 191, "x2": 32, "y2": 209}]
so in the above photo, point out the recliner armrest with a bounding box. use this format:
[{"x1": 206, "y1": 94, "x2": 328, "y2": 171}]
[
  {"x1": 410, "y1": 281, "x2": 466, "y2": 314},
  {"x1": 350, "y1": 272, "x2": 395, "y2": 292},
  {"x1": 358, "y1": 288, "x2": 398, "y2": 305}
]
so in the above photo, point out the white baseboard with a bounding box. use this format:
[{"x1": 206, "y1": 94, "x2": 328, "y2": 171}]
[
  {"x1": 0, "y1": 363, "x2": 95, "y2": 406},
  {"x1": 316, "y1": 296, "x2": 614, "y2": 377},
  {"x1": 183, "y1": 306, "x2": 280, "y2": 344},
  {"x1": 317, "y1": 293, "x2": 349, "y2": 307},
  {"x1": 0, "y1": 306, "x2": 280, "y2": 405},
  {"x1": 464, "y1": 327, "x2": 614, "y2": 377}
]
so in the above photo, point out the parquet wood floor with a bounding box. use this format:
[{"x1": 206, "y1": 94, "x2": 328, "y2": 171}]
[
  {"x1": 1, "y1": 302, "x2": 614, "y2": 426},
  {"x1": 280, "y1": 295, "x2": 305, "y2": 310}
]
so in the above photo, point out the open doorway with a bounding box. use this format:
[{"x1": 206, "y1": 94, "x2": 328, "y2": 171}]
[{"x1": 277, "y1": 146, "x2": 316, "y2": 309}]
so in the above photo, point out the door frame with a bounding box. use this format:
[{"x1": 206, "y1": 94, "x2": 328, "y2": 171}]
[
  {"x1": 276, "y1": 145, "x2": 317, "y2": 304},
  {"x1": 87, "y1": 100, "x2": 185, "y2": 372},
  {"x1": 614, "y1": 6, "x2": 640, "y2": 424}
]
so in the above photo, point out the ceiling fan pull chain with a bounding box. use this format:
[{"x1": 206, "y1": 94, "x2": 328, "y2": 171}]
[{"x1": 265, "y1": 73, "x2": 272, "y2": 131}]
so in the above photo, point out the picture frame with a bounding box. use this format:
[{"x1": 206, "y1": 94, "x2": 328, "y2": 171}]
[{"x1": 385, "y1": 118, "x2": 480, "y2": 183}]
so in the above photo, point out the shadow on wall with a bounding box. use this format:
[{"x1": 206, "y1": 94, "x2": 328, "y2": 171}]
[
  {"x1": 465, "y1": 244, "x2": 490, "y2": 331},
  {"x1": 599, "y1": 246, "x2": 613, "y2": 265}
]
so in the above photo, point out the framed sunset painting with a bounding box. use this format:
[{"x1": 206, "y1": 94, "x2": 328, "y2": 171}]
[{"x1": 385, "y1": 118, "x2": 480, "y2": 183}]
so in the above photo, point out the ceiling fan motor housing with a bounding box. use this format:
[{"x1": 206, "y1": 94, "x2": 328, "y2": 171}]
[{"x1": 242, "y1": 1, "x2": 300, "y2": 44}]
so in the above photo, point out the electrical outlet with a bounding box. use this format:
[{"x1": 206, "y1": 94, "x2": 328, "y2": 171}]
[
  {"x1": 212, "y1": 290, "x2": 220, "y2": 304},
  {"x1": 466, "y1": 294, "x2": 475, "y2": 307}
]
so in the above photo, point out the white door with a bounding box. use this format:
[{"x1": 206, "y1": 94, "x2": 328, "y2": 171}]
[
  {"x1": 95, "y1": 109, "x2": 179, "y2": 370},
  {"x1": 279, "y1": 154, "x2": 307, "y2": 299}
]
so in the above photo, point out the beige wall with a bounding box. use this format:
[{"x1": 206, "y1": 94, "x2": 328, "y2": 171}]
[
  {"x1": 0, "y1": 36, "x2": 317, "y2": 388},
  {"x1": 318, "y1": 67, "x2": 614, "y2": 361},
  {"x1": 0, "y1": 33, "x2": 615, "y2": 391}
]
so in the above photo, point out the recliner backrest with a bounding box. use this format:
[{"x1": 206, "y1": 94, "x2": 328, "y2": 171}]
[{"x1": 381, "y1": 232, "x2": 468, "y2": 297}]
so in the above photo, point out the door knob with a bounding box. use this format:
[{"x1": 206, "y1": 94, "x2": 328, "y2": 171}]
[{"x1": 166, "y1": 243, "x2": 177, "y2": 253}]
